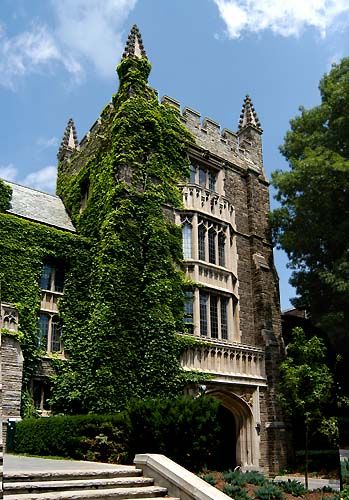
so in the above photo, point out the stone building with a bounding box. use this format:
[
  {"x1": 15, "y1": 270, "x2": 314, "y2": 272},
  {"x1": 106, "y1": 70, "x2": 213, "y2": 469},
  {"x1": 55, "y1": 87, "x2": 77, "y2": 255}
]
[{"x1": 0, "y1": 26, "x2": 287, "y2": 472}]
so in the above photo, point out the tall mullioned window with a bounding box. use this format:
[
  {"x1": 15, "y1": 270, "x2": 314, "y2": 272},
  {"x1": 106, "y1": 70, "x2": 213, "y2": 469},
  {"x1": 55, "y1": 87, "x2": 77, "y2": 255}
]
[
  {"x1": 199, "y1": 290, "x2": 230, "y2": 340},
  {"x1": 188, "y1": 161, "x2": 218, "y2": 192},
  {"x1": 199, "y1": 292, "x2": 208, "y2": 336},
  {"x1": 184, "y1": 291, "x2": 194, "y2": 335},
  {"x1": 40, "y1": 263, "x2": 65, "y2": 293},
  {"x1": 218, "y1": 232, "x2": 226, "y2": 267},
  {"x1": 38, "y1": 313, "x2": 62, "y2": 353},
  {"x1": 197, "y1": 218, "x2": 227, "y2": 267},
  {"x1": 182, "y1": 222, "x2": 192, "y2": 259}
]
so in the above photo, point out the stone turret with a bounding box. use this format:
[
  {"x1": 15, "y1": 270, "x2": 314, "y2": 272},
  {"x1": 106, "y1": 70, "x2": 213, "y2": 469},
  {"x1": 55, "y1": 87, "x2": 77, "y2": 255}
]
[
  {"x1": 237, "y1": 95, "x2": 264, "y2": 173},
  {"x1": 122, "y1": 24, "x2": 147, "y2": 59},
  {"x1": 57, "y1": 118, "x2": 79, "y2": 161}
]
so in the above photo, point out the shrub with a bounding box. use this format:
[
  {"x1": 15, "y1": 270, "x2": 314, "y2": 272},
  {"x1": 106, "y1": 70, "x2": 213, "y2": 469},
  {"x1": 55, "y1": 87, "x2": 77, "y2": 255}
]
[
  {"x1": 277, "y1": 480, "x2": 307, "y2": 496},
  {"x1": 341, "y1": 487, "x2": 349, "y2": 500},
  {"x1": 12, "y1": 396, "x2": 226, "y2": 470},
  {"x1": 126, "y1": 396, "x2": 224, "y2": 471},
  {"x1": 223, "y1": 484, "x2": 252, "y2": 500},
  {"x1": 13, "y1": 414, "x2": 130, "y2": 462},
  {"x1": 223, "y1": 470, "x2": 246, "y2": 486},
  {"x1": 255, "y1": 484, "x2": 284, "y2": 500},
  {"x1": 201, "y1": 474, "x2": 216, "y2": 486},
  {"x1": 244, "y1": 471, "x2": 267, "y2": 485}
]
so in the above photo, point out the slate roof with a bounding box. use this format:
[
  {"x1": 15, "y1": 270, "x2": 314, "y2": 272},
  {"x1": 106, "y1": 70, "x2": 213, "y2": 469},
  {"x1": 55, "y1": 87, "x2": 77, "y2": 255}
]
[{"x1": 3, "y1": 180, "x2": 76, "y2": 232}]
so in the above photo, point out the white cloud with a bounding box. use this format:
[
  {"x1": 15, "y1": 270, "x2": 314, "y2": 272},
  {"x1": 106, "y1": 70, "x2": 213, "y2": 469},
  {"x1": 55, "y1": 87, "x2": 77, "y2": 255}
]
[
  {"x1": 0, "y1": 164, "x2": 18, "y2": 182},
  {"x1": 0, "y1": 23, "x2": 83, "y2": 89},
  {"x1": 0, "y1": 164, "x2": 57, "y2": 193},
  {"x1": 0, "y1": 0, "x2": 138, "y2": 89},
  {"x1": 53, "y1": 0, "x2": 138, "y2": 78},
  {"x1": 213, "y1": 0, "x2": 349, "y2": 38},
  {"x1": 23, "y1": 165, "x2": 57, "y2": 193},
  {"x1": 37, "y1": 137, "x2": 59, "y2": 149}
]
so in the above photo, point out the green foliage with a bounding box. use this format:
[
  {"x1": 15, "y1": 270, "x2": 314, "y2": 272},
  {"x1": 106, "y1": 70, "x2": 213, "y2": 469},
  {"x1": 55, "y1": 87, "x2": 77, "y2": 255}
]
[
  {"x1": 13, "y1": 397, "x2": 227, "y2": 470},
  {"x1": 0, "y1": 179, "x2": 12, "y2": 211},
  {"x1": 0, "y1": 212, "x2": 90, "y2": 406},
  {"x1": 278, "y1": 327, "x2": 333, "y2": 418},
  {"x1": 13, "y1": 413, "x2": 130, "y2": 462},
  {"x1": 277, "y1": 480, "x2": 307, "y2": 496},
  {"x1": 271, "y1": 58, "x2": 349, "y2": 356},
  {"x1": 255, "y1": 483, "x2": 284, "y2": 500},
  {"x1": 223, "y1": 483, "x2": 252, "y2": 500},
  {"x1": 125, "y1": 396, "x2": 223, "y2": 471},
  {"x1": 201, "y1": 474, "x2": 216, "y2": 486},
  {"x1": 223, "y1": 470, "x2": 247, "y2": 486},
  {"x1": 243, "y1": 471, "x2": 267, "y2": 486},
  {"x1": 51, "y1": 53, "x2": 197, "y2": 413},
  {"x1": 341, "y1": 487, "x2": 349, "y2": 500}
]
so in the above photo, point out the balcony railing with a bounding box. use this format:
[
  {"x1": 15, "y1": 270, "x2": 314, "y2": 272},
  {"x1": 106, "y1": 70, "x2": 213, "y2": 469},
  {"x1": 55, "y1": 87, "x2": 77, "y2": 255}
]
[
  {"x1": 181, "y1": 185, "x2": 235, "y2": 225},
  {"x1": 180, "y1": 336, "x2": 266, "y2": 385}
]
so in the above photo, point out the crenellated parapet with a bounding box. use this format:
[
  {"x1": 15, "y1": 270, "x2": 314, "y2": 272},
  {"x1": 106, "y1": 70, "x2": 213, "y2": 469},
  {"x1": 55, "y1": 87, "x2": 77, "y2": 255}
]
[{"x1": 161, "y1": 95, "x2": 265, "y2": 175}]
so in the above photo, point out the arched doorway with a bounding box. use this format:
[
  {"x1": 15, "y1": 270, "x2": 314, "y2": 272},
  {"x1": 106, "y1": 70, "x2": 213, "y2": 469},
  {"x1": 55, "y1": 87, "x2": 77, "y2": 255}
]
[
  {"x1": 207, "y1": 388, "x2": 258, "y2": 469},
  {"x1": 215, "y1": 404, "x2": 237, "y2": 470}
]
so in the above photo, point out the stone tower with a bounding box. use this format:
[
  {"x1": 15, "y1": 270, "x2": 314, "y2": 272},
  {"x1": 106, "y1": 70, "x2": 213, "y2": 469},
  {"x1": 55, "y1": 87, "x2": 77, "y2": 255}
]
[{"x1": 55, "y1": 25, "x2": 288, "y2": 473}]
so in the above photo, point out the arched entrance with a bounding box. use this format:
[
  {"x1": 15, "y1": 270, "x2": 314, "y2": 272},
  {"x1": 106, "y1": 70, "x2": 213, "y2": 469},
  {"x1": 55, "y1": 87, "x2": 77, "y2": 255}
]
[{"x1": 207, "y1": 388, "x2": 258, "y2": 469}]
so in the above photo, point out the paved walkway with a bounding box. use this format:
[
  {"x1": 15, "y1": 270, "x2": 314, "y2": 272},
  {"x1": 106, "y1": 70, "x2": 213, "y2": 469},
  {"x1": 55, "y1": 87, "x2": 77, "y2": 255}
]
[
  {"x1": 274, "y1": 475, "x2": 341, "y2": 491},
  {"x1": 4, "y1": 454, "x2": 135, "y2": 473}
]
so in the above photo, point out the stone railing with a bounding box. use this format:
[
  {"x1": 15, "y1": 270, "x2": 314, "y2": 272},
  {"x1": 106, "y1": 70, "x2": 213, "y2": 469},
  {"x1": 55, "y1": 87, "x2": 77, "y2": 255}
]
[
  {"x1": 181, "y1": 185, "x2": 235, "y2": 226},
  {"x1": 40, "y1": 290, "x2": 64, "y2": 313},
  {"x1": 180, "y1": 336, "x2": 266, "y2": 385}
]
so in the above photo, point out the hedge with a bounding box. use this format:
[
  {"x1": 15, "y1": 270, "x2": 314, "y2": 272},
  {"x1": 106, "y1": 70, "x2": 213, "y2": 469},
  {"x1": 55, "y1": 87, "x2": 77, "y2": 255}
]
[{"x1": 12, "y1": 396, "x2": 230, "y2": 471}]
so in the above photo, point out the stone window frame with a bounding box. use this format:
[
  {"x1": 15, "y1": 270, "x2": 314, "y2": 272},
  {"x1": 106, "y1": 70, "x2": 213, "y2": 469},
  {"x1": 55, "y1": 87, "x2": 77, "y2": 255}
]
[
  {"x1": 188, "y1": 161, "x2": 218, "y2": 193},
  {"x1": 38, "y1": 312, "x2": 63, "y2": 353},
  {"x1": 198, "y1": 289, "x2": 232, "y2": 340}
]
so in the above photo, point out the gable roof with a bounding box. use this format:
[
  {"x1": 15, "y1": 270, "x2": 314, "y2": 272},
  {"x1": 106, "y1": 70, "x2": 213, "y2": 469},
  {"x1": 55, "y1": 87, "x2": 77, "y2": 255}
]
[{"x1": 3, "y1": 180, "x2": 76, "y2": 232}]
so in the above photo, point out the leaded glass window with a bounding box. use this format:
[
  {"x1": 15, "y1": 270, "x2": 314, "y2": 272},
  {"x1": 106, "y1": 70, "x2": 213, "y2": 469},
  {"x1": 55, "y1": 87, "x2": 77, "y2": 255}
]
[
  {"x1": 199, "y1": 292, "x2": 208, "y2": 336},
  {"x1": 198, "y1": 224, "x2": 206, "y2": 260},
  {"x1": 182, "y1": 223, "x2": 192, "y2": 259},
  {"x1": 218, "y1": 232, "x2": 225, "y2": 267},
  {"x1": 221, "y1": 297, "x2": 228, "y2": 339},
  {"x1": 184, "y1": 291, "x2": 194, "y2": 334},
  {"x1": 210, "y1": 295, "x2": 218, "y2": 338},
  {"x1": 208, "y1": 228, "x2": 216, "y2": 264}
]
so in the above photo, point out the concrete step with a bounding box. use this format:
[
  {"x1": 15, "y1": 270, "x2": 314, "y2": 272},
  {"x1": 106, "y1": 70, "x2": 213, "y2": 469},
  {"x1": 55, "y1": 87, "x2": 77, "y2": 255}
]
[
  {"x1": 5, "y1": 476, "x2": 154, "y2": 494},
  {"x1": 4, "y1": 484, "x2": 169, "y2": 499},
  {"x1": 6, "y1": 468, "x2": 142, "y2": 482}
]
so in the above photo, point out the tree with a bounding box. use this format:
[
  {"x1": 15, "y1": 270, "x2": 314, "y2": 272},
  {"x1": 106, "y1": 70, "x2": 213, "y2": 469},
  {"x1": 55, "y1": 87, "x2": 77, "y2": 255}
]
[
  {"x1": 278, "y1": 327, "x2": 333, "y2": 488},
  {"x1": 271, "y1": 58, "x2": 349, "y2": 356}
]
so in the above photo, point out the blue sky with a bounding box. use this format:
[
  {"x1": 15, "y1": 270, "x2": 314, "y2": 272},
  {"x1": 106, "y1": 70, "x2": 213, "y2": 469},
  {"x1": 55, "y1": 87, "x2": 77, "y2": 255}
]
[{"x1": 1, "y1": 0, "x2": 349, "y2": 310}]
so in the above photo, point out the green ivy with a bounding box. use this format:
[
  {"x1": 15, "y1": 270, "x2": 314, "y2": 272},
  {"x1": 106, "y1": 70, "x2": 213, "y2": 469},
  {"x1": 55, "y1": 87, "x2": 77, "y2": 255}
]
[
  {"x1": 0, "y1": 179, "x2": 12, "y2": 211},
  {"x1": 50, "y1": 53, "x2": 205, "y2": 413},
  {"x1": 0, "y1": 213, "x2": 91, "y2": 397}
]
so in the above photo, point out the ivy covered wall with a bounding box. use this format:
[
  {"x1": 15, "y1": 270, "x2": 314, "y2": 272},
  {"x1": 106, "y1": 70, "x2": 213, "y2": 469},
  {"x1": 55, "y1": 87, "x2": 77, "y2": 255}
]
[{"x1": 50, "y1": 52, "x2": 197, "y2": 412}]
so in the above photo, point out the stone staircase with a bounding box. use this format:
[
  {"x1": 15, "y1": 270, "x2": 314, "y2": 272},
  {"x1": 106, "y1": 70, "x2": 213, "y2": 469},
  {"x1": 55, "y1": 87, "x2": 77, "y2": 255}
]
[{"x1": 3, "y1": 466, "x2": 180, "y2": 499}]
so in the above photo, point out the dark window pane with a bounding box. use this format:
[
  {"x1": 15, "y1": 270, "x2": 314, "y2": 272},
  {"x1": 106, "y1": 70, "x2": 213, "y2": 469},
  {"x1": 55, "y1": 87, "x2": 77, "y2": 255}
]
[
  {"x1": 200, "y1": 292, "x2": 208, "y2": 336},
  {"x1": 184, "y1": 291, "x2": 194, "y2": 334},
  {"x1": 218, "y1": 233, "x2": 225, "y2": 267},
  {"x1": 198, "y1": 225, "x2": 206, "y2": 261},
  {"x1": 221, "y1": 298, "x2": 228, "y2": 340},
  {"x1": 51, "y1": 317, "x2": 62, "y2": 352},
  {"x1": 208, "y1": 229, "x2": 216, "y2": 264},
  {"x1": 40, "y1": 264, "x2": 53, "y2": 290},
  {"x1": 54, "y1": 267, "x2": 65, "y2": 293},
  {"x1": 210, "y1": 295, "x2": 218, "y2": 338},
  {"x1": 209, "y1": 171, "x2": 216, "y2": 191},
  {"x1": 189, "y1": 164, "x2": 196, "y2": 183},
  {"x1": 38, "y1": 314, "x2": 49, "y2": 350},
  {"x1": 199, "y1": 167, "x2": 206, "y2": 187},
  {"x1": 182, "y1": 223, "x2": 192, "y2": 259}
]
